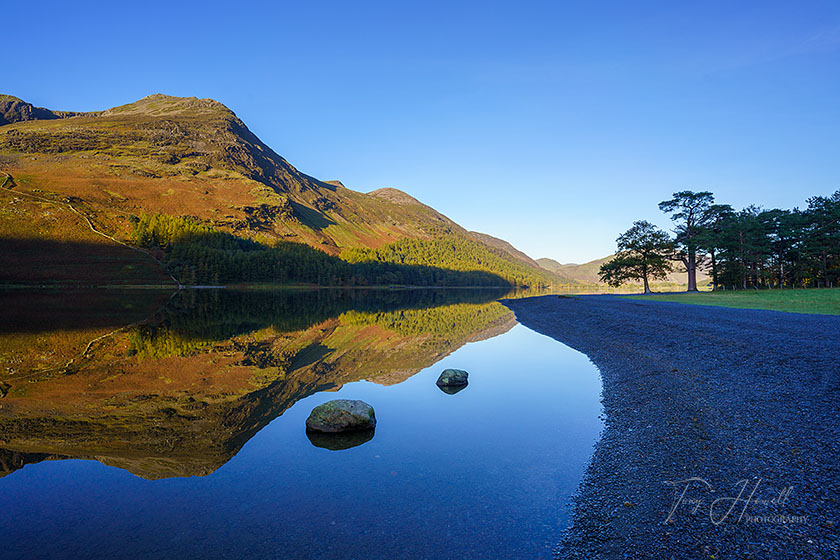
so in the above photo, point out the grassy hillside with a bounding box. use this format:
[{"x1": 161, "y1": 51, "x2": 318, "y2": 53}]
[
  {"x1": 0, "y1": 94, "x2": 556, "y2": 286},
  {"x1": 0, "y1": 182, "x2": 175, "y2": 286},
  {"x1": 626, "y1": 288, "x2": 840, "y2": 315}
]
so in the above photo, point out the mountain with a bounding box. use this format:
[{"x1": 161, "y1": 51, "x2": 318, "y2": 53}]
[
  {"x1": 537, "y1": 256, "x2": 710, "y2": 287},
  {"x1": 0, "y1": 94, "x2": 557, "y2": 287}
]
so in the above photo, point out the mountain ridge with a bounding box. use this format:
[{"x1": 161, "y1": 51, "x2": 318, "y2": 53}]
[{"x1": 0, "y1": 93, "x2": 558, "y2": 287}]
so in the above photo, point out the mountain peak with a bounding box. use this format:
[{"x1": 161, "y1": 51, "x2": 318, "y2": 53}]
[{"x1": 101, "y1": 94, "x2": 235, "y2": 118}]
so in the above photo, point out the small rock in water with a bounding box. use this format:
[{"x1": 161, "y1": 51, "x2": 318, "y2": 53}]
[
  {"x1": 305, "y1": 399, "x2": 376, "y2": 433},
  {"x1": 436, "y1": 368, "x2": 469, "y2": 387}
]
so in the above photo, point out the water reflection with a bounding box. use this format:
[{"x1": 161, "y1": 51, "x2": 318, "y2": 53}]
[
  {"x1": 0, "y1": 288, "x2": 603, "y2": 559},
  {"x1": 437, "y1": 383, "x2": 468, "y2": 395},
  {"x1": 307, "y1": 429, "x2": 376, "y2": 451},
  {"x1": 0, "y1": 287, "x2": 517, "y2": 478}
]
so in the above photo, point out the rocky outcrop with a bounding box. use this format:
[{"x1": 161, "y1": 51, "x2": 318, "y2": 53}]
[{"x1": 0, "y1": 95, "x2": 86, "y2": 125}]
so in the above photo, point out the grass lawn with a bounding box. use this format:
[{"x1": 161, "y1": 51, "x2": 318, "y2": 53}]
[{"x1": 625, "y1": 288, "x2": 840, "y2": 315}]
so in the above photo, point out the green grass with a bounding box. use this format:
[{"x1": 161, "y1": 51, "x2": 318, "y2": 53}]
[{"x1": 626, "y1": 288, "x2": 840, "y2": 315}]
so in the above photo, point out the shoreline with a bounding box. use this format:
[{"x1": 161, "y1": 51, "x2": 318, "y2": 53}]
[
  {"x1": 0, "y1": 283, "x2": 519, "y2": 291},
  {"x1": 501, "y1": 294, "x2": 839, "y2": 559}
]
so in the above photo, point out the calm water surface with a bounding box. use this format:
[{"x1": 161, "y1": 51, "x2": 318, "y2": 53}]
[{"x1": 0, "y1": 289, "x2": 602, "y2": 559}]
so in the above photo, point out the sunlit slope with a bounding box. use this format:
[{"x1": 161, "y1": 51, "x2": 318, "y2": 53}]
[{"x1": 0, "y1": 94, "x2": 558, "y2": 286}]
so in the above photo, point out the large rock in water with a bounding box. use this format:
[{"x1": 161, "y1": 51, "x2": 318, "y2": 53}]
[
  {"x1": 436, "y1": 369, "x2": 469, "y2": 387},
  {"x1": 305, "y1": 399, "x2": 376, "y2": 433}
]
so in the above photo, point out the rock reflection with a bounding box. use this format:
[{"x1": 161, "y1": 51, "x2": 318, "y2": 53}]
[
  {"x1": 437, "y1": 383, "x2": 468, "y2": 395},
  {"x1": 306, "y1": 429, "x2": 375, "y2": 451}
]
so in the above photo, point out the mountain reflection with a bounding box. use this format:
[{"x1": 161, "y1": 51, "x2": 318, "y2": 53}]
[{"x1": 0, "y1": 288, "x2": 519, "y2": 479}]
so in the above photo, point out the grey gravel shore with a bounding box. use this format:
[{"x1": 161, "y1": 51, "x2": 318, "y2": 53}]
[{"x1": 501, "y1": 295, "x2": 839, "y2": 560}]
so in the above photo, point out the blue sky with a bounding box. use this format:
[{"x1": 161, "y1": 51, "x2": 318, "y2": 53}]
[{"x1": 6, "y1": 1, "x2": 840, "y2": 262}]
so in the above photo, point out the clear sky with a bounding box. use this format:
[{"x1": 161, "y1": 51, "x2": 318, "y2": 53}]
[{"x1": 6, "y1": 1, "x2": 840, "y2": 262}]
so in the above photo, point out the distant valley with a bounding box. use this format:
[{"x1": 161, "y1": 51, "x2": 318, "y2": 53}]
[{"x1": 536, "y1": 256, "x2": 705, "y2": 288}]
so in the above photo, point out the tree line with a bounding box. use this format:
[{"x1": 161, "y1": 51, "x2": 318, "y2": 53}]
[
  {"x1": 600, "y1": 190, "x2": 840, "y2": 292},
  {"x1": 128, "y1": 286, "x2": 511, "y2": 359},
  {"x1": 130, "y1": 213, "x2": 545, "y2": 287},
  {"x1": 343, "y1": 236, "x2": 554, "y2": 288}
]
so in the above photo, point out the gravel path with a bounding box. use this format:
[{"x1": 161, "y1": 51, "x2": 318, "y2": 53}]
[{"x1": 501, "y1": 295, "x2": 839, "y2": 559}]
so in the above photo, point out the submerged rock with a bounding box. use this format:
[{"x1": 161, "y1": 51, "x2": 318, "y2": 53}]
[
  {"x1": 436, "y1": 369, "x2": 469, "y2": 387},
  {"x1": 305, "y1": 399, "x2": 376, "y2": 433},
  {"x1": 307, "y1": 429, "x2": 375, "y2": 451}
]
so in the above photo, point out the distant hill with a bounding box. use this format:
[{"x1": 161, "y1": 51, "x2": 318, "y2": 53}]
[
  {"x1": 537, "y1": 256, "x2": 709, "y2": 287},
  {"x1": 467, "y1": 232, "x2": 541, "y2": 268},
  {"x1": 538, "y1": 257, "x2": 610, "y2": 285},
  {"x1": 0, "y1": 93, "x2": 559, "y2": 287}
]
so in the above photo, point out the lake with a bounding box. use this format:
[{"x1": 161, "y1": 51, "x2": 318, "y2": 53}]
[{"x1": 0, "y1": 288, "x2": 602, "y2": 559}]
